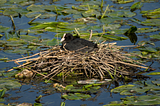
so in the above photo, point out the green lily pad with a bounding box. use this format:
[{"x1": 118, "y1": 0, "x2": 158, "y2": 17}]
[
  {"x1": 148, "y1": 72, "x2": 160, "y2": 75},
  {"x1": 136, "y1": 27, "x2": 160, "y2": 33},
  {"x1": 104, "y1": 24, "x2": 121, "y2": 30},
  {"x1": 27, "y1": 4, "x2": 45, "y2": 12},
  {"x1": 82, "y1": 9, "x2": 101, "y2": 18},
  {"x1": 107, "y1": 29, "x2": 128, "y2": 34},
  {"x1": 100, "y1": 17, "x2": 123, "y2": 24},
  {"x1": 25, "y1": 12, "x2": 41, "y2": 18},
  {"x1": 111, "y1": 84, "x2": 135, "y2": 93},
  {"x1": 141, "y1": 19, "x2": 160, "y2": 27},
  {"x1": 108, "y1": 10, "x2": 136, "y2": 17},
  {"x1": 46, "y1": 38, "x2": 59, "y2": 46},
  {"x1": 20, "y1": 35, "x2": 39, "y2": 42},
  {"x1": 102, "y1": 34, "x2": 127, "y2": 41},
  {"x1": 130, "y1": 2, "x2": 143, "y2": 12},
  {"x1": 0, "y1": 0, "x2": 7, "y2": 4},
  {"x1": 141, "y1": 8, "x2": 160, "y2": 18},
  {"x1": 0, "y1": 89, "x2": 6, "y2": 98},
  {"x1": 0, "y1": 26, "x2": 9, "y2": 33},
  {"x1": 138, "y1": 47, "x2": 157, "y2": 53},
  {"x1": 62, "y1": 93, "x2": 91, "y2": 100},
  {"x1": 3, "y1": 9, "x2": 19, "y2": 17},
  {"x1": 150, "y1": 34, "x2": 160, "y2": 40},
  {"x1": 117, "y1": 0, "x2": 134, "y2": 4},
  {"x1": 152, "y1": 80, "x2": 160, "y2": 86},
  {"x1": 9, "y1": 0, "x2": 27, "y2": 3},
  {"x1": 0, "y1": 78, "x2": 21, "y2": 89}
]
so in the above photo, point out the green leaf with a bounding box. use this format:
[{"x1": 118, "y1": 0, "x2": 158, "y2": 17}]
[
  {"x1": 141, "y1": 19, "x2": 160, "y2": 27},
  {"x1": 102, "y1": 35, "x2": 127, "y2": 41},
  {"x1": 0, "y1": 89, "x2": 6, "y2": 98},
  {"x1": 0, "y1": 78, "x2": 21, "y2": 89},
  {"x1": 148, "y1": 72, "x2": 160, "y2": 75},
  {"x1": 130, "y1": 2, "x2": 143, "y2": 12},
  {"x1": 108, "y1": 10, "x2": 136, "y2": 17},
  {"x1": 136, "y1": 27, "x2": 160, "y2": 33},
  {"x1": 150, "y1": 34, "x2": 160, "y2": 40}
]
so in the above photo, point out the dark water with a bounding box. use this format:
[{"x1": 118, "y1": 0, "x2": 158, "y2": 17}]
[{"x1": 0, "y1": 0, "x2": 160, "y2": 105}]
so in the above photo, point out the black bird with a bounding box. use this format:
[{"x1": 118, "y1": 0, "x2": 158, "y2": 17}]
[{"x1": 60, "y1": 33, "x2": 98, "y2": 53}]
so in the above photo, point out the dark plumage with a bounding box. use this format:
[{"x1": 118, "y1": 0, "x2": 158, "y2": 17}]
[{"x1": 60, "y1": 33, "x2": 98, "y2": 53}]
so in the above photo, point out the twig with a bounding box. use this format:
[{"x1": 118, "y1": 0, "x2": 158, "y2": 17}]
[
  {"x1": 28, "y1": 14, "x2": 41, "y2": 24},
  {"x1": 10, "y1": 15, "x2": 16, "y2": 30},
  {"x1": 89, "y1": 30, "x2": 92, "y2": 41}
]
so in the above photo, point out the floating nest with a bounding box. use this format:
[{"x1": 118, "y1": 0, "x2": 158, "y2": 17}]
[{"x1": 8, "y1": 43, "x2": 149, "y2": 81}]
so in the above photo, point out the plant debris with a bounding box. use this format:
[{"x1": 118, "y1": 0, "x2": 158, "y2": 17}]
[{"x1": 8, "y1": 43, "x2": 149, "y2": 81}]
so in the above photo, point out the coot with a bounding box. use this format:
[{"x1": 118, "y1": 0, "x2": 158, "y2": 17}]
[{"x1": 60, "y1": 33, "x2": 98, "y2": 53}]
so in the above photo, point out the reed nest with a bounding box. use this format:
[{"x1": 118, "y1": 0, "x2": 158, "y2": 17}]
[{"x1": 8, "y1": 43, "x2": 148, "y2": 81}]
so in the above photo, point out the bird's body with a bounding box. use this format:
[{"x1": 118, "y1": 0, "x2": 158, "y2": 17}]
[{"x1": 60, "y1": 33, "x2": 98, "y2": 53}]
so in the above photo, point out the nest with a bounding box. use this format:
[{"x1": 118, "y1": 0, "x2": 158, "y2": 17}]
[{"x1": 8, "y1": 43, "x2": 148, "y2": 81}]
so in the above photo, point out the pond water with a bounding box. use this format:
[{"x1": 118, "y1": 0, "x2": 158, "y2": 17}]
[{"x1": 0, "y1": 0, "x2": 160, "y2": 105}]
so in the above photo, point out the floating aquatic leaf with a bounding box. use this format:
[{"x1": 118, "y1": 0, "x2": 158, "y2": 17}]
[
  {"x1": 107, "y1": 29, "x2": 128, "y2": 35},
  {"x1": 27, "y1": 4, "x2": 45, "y2": 12},
  {"x1": 0, "y1": 0, "x2": 7, "y2": 4},
  {"x1": 150, "y1": 34, "x2": 160, "y2": 40},
  {"x1": 20, "y1": 35, "x2": 39, "y2": 42},
  {"x1": 148, "y1": 72, "x2": 160, "y2": 75},
  {"x1": 104, "y1": 24, "x2": 121, "y2": 30},
  {"x1": 152, "y1": 80, "x2": 160, "y2": 86},
  {"x1": 9, "y1": 0, "x2": 27, "y2": 3},
  {"x1": 130, "y1": 2, "x2": 143, "y2": 12},
  {"x1": 112, "y1": 0, "x2": 134, "y2": 4},
  {"x1": 130, "y1": 18, "x2": 142, "y2": 24},
  {"x1": 0, "y1": 26, "x2": 9, "y2": 33},
  {"x1": 47, "y1": 38, "x2": 59, "y2": 46},
  {"x1": 62, "y1": 93, "x2": 91, "y2": 100},
  {"x1": 111, "y1": 84, "x2": 135, "y2": 93},
  {"x1": 108, "y1": 10, "x2": 136, "y2": 17},
  {"x1": 0, "y1": 89, "x2": 6, "y2": 98},
  {"x1": 138, "y1": 47, "x2": 157, "y2": 53},
  {"x1": 39, "y1": 13, "x2": 57, "y2": 19},
  {"x1": 102, "y1": 34, "x2": 127, "y2": 41},
  {"x1": 100, "y1": 17, "x2": 123, "y2": 24},
  {"x1": 25, "y1": 12, "x2": 41, "y2": 18},
  {"x1": 136, "y1": 27, "x2": 159, "y2": 33},
  {"x1": 141, "y1": 19, "x2": 160, "y2": 27},
  {"x1": 0, "y1": 78, "x2": 21, "y2": 89},
  {"x1": 3, "y1": 9, "x2": 19, "y2": 17},
  {"x1": 141, "y1": 8, "x2": 160, "y2": 18},
  {"x1": 82, "y1": 9, "x2": 101, "y2": 18},
  {"x1": 62, "y1": 9, "x2": 80, "y2": 14}
]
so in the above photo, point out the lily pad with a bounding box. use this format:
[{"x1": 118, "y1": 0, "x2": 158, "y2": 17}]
[
  {"x1": 62, "y1": 93, "x2": 91, "y2": 100},
  {"x1": 0, "y1": 0, "x2": 7, "y2": 4},
  {"x1": 0, "y1": 26, "x2": 9, "y2": 33},
  {"x1": 27, "y1": 4, "x2": 45, "y2": 12},
  {"x1": 100, "y1": 17, "x2": 123, "y2": 24},
  {"x1": 150, "y1": 34, "x2": 160, "y2": 40},
  {"x1": 82, "y1": 9, "x2": 101, "y2": 18},
  {"x1": 102, "y1": 34, "x2": 127, "y2": 41},
  {"x1": 9, "y1": 0, "x2": 27, "y2": 3},
  {"x1": 148, "y1": 72, "x2": 160, "y2": 75},
  {"x1": 108, "y1": 10, "x2": 136, "y2": 17},
  {"x1": 130, "y1": 2, "x2": 143, "y2": 12},
  {"x1": 3, "y1": 9, "x2": 19, "y2": 17},
  {"x1": 0, "y1": 78, "x2": 21, "y2": 89},
  {"x1": 141, "y1": 8, "x2": 160, "y2": 18},
  {"x1": 112, "y1": 0, "x2": 134, "y2": 4},
  {"x1": 141, "y1": 19, "x2": 160, "y2": 27},
  {"x1": 136, "y1": 27, "x2": 160, "y2": 33}
]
